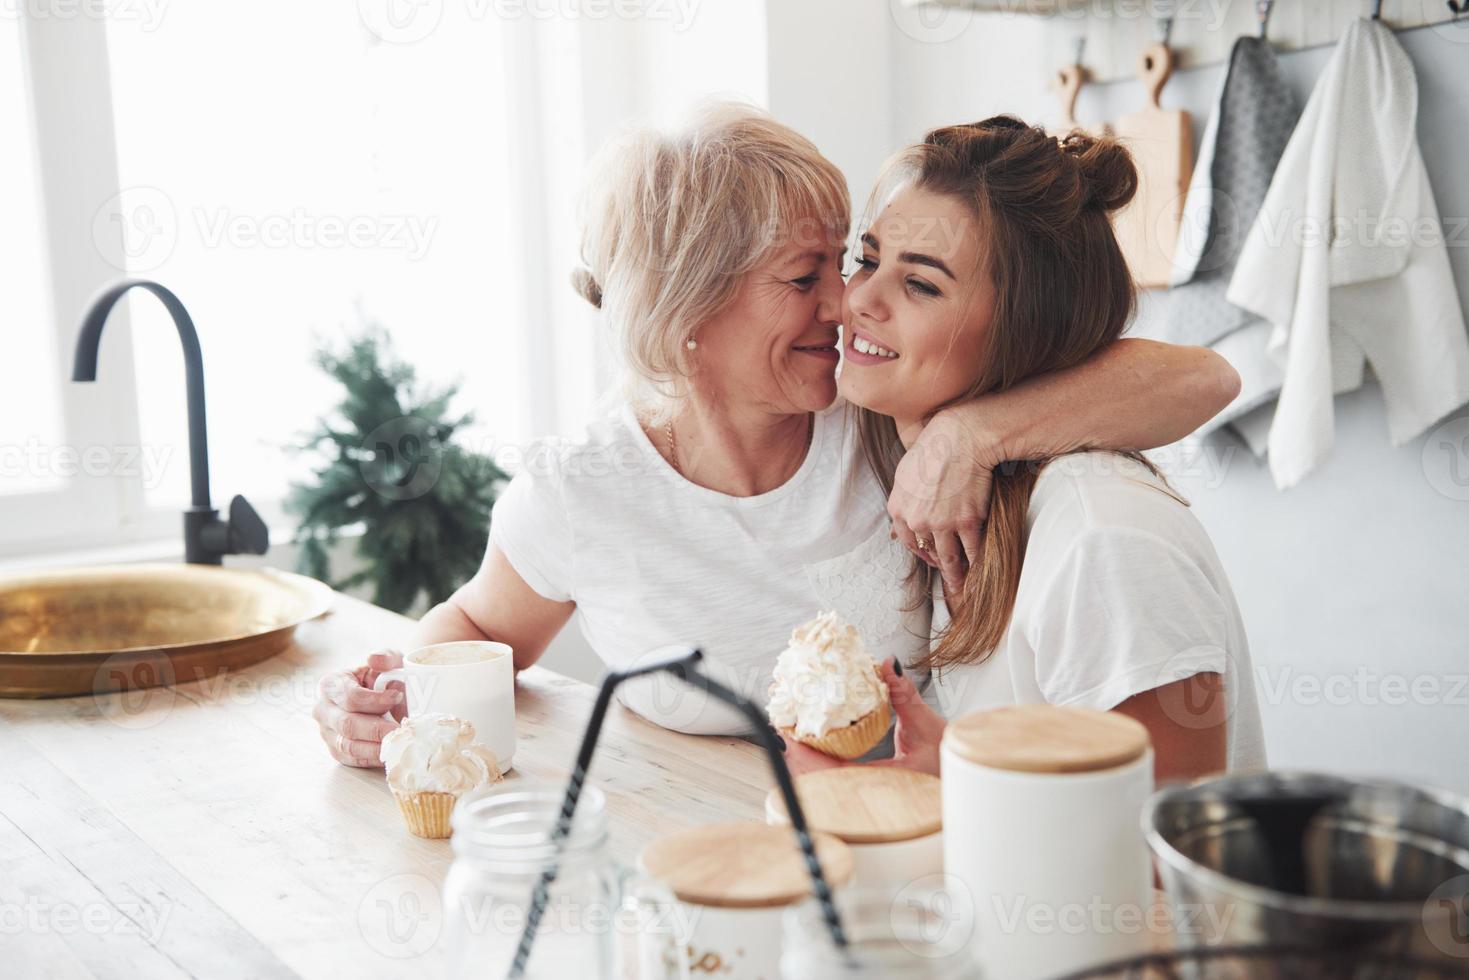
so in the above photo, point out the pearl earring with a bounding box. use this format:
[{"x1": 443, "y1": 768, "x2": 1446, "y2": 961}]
[{"x1": 686, "y1": 338, "x2": 698, "y2": 350}]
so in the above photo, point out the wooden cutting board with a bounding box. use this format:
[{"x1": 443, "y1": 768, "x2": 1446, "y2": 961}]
[
  {"x1": 1050, "y1": 63, "x2": 1109, "y2": 139},
  {"x1": 1111, "y1": 42, "x2": 1193, "y2": 290},
  {"x1": 1052, "y1": 63, "x2": 1086, "y2": 135}
]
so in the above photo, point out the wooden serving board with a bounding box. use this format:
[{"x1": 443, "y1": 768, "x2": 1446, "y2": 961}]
[
  {"x1": 1111, "y1": 42, "x2": 1193, "y2": 290},
  {"x1": 1051, "y1": 63, "x2": 1087, "y2": 135}
]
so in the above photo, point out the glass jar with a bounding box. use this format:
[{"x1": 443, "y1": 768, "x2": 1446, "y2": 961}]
[
  {"x1": 442, "y1": 781, "x2": 623, "y2": 979},
  {"x1": 780, "y1": 886, "x2": 983, "y2": 980}
]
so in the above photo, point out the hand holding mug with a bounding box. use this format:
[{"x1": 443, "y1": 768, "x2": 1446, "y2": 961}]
[{"x1": 314, "y1": 649, "x2": 406, "y2": 768}]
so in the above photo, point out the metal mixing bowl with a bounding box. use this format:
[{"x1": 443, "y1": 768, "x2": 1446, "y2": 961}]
[{"x1": 1142, "y1": 771, "x2": 1469, "y2": 974}]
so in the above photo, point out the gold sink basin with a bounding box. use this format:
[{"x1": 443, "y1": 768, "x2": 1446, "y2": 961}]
[{"x1": 0, "y1": 563, "x2": 333, "y2": 698}]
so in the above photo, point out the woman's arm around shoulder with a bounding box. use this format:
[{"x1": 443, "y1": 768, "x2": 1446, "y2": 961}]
[{"x1": 890, "y1": 339, "x2": 1239, "y2": 589}]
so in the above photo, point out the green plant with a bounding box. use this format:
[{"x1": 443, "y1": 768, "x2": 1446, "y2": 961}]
[{"x1": 287, "y1": 328, "x2": 507, "y2": 614}]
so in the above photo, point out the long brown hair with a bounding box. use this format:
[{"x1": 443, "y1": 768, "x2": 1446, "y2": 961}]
[{"x1": 856, "y1": 116, "x2": 1168, "y2": 672}]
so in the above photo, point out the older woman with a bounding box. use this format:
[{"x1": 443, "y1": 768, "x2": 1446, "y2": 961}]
[{"x1": 314, "y1": 103, "x2": 1239, "y2": 765}]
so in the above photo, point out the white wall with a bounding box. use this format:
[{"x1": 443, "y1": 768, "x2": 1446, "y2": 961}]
[
  {"x1": 764, "y1": 0, "x2": 893, "y2": 209},
  {"x1": 885, "y1": 20, "x2": 1469, "y2": 793},
  {"x1": 888, "y1": 10, "x2": 1056, "y2": 145}
]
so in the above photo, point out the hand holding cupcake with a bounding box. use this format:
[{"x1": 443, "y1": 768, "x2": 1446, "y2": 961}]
[
  {"x1": 381, "y1": 713, "x2": 503, "y2": 838},
  {"x1": 766, "y1": 611, "x2": 892, "y2": 760}
]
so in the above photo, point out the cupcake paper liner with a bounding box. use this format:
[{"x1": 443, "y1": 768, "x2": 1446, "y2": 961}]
[
  {"x1": 393, "y1": 790, "x2": 458, "y2": 839},
  {"x1": 784, "y1": 698, "x2": 893, "y2": 760}
]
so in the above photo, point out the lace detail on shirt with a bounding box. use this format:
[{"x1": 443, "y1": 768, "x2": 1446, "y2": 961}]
[{"x1": 802, "y1": 524, "x2": 917, "y2": 646}]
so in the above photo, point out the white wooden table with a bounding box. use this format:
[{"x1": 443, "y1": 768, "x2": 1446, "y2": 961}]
[{"x1": 0, "y1": 593, "x2": 773, "y2": 978}]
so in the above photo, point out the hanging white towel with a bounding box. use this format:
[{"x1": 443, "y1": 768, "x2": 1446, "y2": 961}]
[{"x1": 1226, "y1": 18, "x2": 1469, "y2": 489}]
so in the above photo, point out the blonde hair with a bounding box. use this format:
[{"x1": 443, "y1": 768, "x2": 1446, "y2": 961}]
[{"x1": 571, "y1": 101, "x2": 850, "y2": 407}]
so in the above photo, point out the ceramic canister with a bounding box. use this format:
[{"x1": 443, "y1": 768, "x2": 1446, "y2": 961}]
[
  {"x1": 941, "y1": 704, "x2": 1155, "y2": 980},
  {"x1": 764, "y1": 767, "x2": 943, "y2": 894},
  {"x1": 636, "y1": 822, "x2": 853, "y2": 980}
]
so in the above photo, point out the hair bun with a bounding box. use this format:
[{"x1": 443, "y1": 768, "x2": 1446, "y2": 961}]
[
  {"x1": 1058, "y1": 131, "x2": 1138, "y2": 214},
  {"x1": 570, "y1": 266, "x2": 603, "y2": 309}
]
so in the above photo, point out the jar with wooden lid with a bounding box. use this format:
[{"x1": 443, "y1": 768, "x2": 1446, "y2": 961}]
[
  {"x1": 636, "y1": 821, "x2": 853, "y2": 980},
  {"x1": 764, "y1": 767, "x2": 943, "y2": 891},
  {"x1": 941, "y1": 704, "x2": 1154, "y2": 980}
]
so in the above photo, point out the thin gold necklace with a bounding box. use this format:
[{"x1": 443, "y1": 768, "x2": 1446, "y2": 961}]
[{"x1": 665, "y1": 413, "x2": 813, "y2": 478}]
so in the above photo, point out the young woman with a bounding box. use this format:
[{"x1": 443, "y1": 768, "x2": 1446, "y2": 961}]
[{"x1": 798, "y1": 116, "x2": 1266, "y2": 783}]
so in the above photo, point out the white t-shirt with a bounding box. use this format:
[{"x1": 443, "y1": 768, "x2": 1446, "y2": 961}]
[
  {"x1": 930, "y1": 452, "x2": 1267, "y2": 773},
  {"x1": 490, "y1": 402, "x2": 932, "y2": 735}
]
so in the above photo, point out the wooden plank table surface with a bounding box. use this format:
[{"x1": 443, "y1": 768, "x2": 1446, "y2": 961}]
[{"x1": 0, "y1": 593, "x2": 773, "y2": 979}]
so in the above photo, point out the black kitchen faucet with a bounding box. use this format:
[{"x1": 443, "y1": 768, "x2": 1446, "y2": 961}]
[{"x1": 71, "y1": 278, "x2": 269, "y2": 564}]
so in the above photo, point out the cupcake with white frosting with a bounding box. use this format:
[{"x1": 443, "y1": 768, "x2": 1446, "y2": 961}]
[
  {"x1": 767, "y1": 611, "x2": 891, "y2": 759},
  {"x1": 381, "y1": 713, "x2": 502, "y2": 838}
]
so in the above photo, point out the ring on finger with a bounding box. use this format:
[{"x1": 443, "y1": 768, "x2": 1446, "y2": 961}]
[{"x1": 915, "y1": 535, "x2": 933, "y2": 552}]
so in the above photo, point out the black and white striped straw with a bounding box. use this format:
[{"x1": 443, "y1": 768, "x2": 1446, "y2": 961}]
[
  {"x1": 679, "y1": 668, "x2": 850, "y2": 952},
  {"x1": 506, "y1": 646, "x2": 704, "y2": 979},
  {"x1": 505, "y1": 646, "x2": 851, "y2": 979}
]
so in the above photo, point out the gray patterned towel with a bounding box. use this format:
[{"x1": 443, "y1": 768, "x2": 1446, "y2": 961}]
[{"x1": 1160, "y1": 37, "x2": 1301, "y2": 349}]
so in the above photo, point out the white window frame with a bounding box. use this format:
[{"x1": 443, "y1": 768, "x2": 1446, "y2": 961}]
[{"x1": 2, "y1": 11, "x2": 157, "y2": 560}]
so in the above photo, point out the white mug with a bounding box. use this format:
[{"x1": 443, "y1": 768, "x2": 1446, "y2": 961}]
[{"x1": 373, "y1": 641, "x2": 516, "y2": 773}]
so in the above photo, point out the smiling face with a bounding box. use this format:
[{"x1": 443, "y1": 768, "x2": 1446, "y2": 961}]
[
  {"x1": 838, "y1": 184, "x2": 996, "y2": 434},
  {"x1": 691, "y1": 232, "x2": 848, "y2": 415}
]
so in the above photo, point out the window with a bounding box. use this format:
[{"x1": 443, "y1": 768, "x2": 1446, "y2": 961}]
[
  {"x1": 104, "y1": 5, "x2": 531, "y2": 513},
  {"x1": 1, "y1": 18, "x2": 63, "y2": 499}
]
